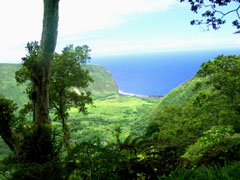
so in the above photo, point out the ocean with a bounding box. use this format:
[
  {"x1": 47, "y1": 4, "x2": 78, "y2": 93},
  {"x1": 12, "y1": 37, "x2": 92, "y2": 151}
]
[{"x1": 91, "y1": 49, "x2": 240, "y2": 95}]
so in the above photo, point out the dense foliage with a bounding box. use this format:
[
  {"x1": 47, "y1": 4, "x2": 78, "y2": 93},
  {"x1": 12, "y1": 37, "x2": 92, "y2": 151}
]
[
  {"x1": 145, "y1": 55, "x2": 240, "y2": 178},
  {"x1": 1, "y1": 55, "x2": 240, "y2": 179},
  {"x1": 15, "y1": 42, "x2": 94, "y2": 154}
]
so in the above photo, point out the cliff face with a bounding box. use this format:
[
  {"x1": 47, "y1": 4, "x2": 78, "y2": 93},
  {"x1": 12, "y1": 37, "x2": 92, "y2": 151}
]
[{"x1": 81, "y1": 65, "x2": 119, "y2": 97}]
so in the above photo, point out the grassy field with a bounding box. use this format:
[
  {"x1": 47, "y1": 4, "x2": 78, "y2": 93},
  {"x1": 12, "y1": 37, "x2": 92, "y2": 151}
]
[
  {"x1": 0, "y1": 94, "x2": 159, "y2": 159},
  {"x1": 52, "y1": 94, "x2": 159, "y2": 143}
]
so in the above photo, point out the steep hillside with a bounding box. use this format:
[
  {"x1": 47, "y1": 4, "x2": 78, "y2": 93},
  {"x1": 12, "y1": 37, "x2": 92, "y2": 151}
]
[
  {"x1": 0, "y1": 64, "x2": 118, "y2": 106},
  {"x1": 144, "y1": 76, "x2": 209, "y2": 121},
  {"x1": 0, "y1": 64, "x2": 28, "y2": 106},
  {"x1": 82, "y1": 65, "x2": 118, "y2": 98}
]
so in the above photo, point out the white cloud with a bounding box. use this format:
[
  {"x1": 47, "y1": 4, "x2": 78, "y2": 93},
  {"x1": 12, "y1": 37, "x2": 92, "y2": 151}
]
[
  {"x1": 0, "y1": 0, "x2": 237, "y2": 62},
  {"x1": 0, "y1": 0, "x2": 43, "y2": 44},
  {"x1": 0, "y1": 0, "x2": 178, "y2": 62},
  {"x1": 92, "y1": 37, "x2": 240, "y2": 56},
  {"x1": 59, "y1": 0, "x2": 177, "y2": 35},
  {"x1": 0, "y1": 0, "x2": 43, "y2": 62}
]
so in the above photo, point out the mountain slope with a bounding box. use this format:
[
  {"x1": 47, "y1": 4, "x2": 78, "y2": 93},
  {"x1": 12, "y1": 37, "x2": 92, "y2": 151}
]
[
  {"x1": 0, "y1": 64, "x2": 118, "y2": 106},
  {"x1": 144, "y1": 76, "x2": 209, "y2": 121},
  {"x1": 0, "y1": 64, "x2": 28, "y2": 106},
  {"x1": 82, "y1": 65, "x2": 118, "y2": 97}
]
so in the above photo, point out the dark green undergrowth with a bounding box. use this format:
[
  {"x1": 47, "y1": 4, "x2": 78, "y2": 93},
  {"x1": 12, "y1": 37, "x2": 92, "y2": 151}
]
[{"x1": 162, "y1": 161, "x2": 240, "y2": 180}]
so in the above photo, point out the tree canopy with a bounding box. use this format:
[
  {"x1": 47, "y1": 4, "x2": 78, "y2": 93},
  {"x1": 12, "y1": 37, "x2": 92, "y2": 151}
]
[
  {"x1": 15, "y1": 42, "x2": 94, "y2": 154},
  {"x1": 50, "y1": 44, "x2": 93, "y2": 153},
  {"x1": 180, "y1": 0, "x2": 240, "y2": 33}
]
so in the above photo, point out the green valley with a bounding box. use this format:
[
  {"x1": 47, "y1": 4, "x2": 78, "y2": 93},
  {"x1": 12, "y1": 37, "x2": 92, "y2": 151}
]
[
  {"x1": 0, "y1": 63, "x2": 159, "y2": 158},
  {"x1": 1, "y1": 55, "x2": 240, "y2": 179},
  {"x1": 2, "y1": 0, "x2": 240, "y2": 179},
  {"x1": 67, "y1": 95, "x2": 159, "y2": 143}
]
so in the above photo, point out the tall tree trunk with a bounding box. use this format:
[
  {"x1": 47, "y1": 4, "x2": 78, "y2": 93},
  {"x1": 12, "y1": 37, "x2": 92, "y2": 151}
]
[
  {"x1": 29, "y1": 0, "x2": 59, "y2": 163},
  {"x1": 61, "y1": 115, "x2": 72, "y2": 154},
  {"x1": 0, "y1": 0, "x2": 59, "y2": 163},
  {"x1": 32, "y1": 0, "x2": 59, "y2": 127}
]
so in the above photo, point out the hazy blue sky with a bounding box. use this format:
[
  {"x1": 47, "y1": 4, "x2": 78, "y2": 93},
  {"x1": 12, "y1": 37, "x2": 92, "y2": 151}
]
[{"x1": 0, "y1": 0, "x2": 239, "y2": 63}]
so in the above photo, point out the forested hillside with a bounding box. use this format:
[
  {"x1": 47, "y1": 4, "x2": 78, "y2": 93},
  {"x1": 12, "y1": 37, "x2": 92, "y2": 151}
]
[
  {"x1": 143, "y1": 55, "x2": 240, "y2": 178},
  {"x1": 146, "y1": 55, "x2": 240, "y2": 140},
  {"x1": 145, "y1": 76, "x2": 210, "y2": 122}
]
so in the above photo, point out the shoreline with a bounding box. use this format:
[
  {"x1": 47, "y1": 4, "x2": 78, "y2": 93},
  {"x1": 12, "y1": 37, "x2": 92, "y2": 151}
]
[
  {"x1": 105, "y1": 66, "x2": 164, "y2": 99},
  {"x1": 118, "y1": 90, "x2": 164, "y2": 99}
]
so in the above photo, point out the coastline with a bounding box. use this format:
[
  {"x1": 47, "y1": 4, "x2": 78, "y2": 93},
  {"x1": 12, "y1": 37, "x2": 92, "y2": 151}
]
[
  {"x1": 118, "y1": 90, "x2": 164, "y2": 99},
  {"x1": 104, "y1": 66, "x2": 164, "y2": 99}
]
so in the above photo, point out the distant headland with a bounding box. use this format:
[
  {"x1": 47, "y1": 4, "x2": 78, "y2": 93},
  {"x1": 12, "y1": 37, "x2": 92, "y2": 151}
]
[{"x1": 118, "y1": 90, "x2": 164, "y2": 98}]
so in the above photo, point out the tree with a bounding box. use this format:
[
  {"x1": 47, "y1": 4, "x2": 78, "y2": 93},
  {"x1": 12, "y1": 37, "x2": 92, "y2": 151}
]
[
  {"x1": 0, "y1": 1, "x2": 95, "y2": 177},
  {"x1": 15, "y1": 42, "x2": 94, "y2": 154},
  {"x1": 0, "y1": 96, "x2": 18, "y2": 153},
  {"x1": 50, "y1": 44, "x2": 93, "y2": 154},
  {"x1": 183, "y1": 125, "x2": 240, "y2": 166},
  {"x1": 180, "y1": 0, "x2": 240, "y2": 33},
  {"x1": 196, "y1": 55, "x2": 240, "y2": 114},
  {"x1": 27, "y1": 0, "x2": 59, "y2": 159},
  {"x1": 34, "y1": 0, "x2": 59, "y2": 128},
  {"x1": 0, "y1": 0, "x2": 59, "y2": 163}
]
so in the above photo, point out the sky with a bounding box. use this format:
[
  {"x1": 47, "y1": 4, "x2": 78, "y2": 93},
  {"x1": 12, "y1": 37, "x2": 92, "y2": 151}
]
[{"x1": 0, "y1": 0, "x2": 240, "y2": 63}]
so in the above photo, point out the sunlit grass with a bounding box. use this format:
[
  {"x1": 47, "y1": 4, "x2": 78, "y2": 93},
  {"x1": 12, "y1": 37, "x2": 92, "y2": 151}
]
[{"x1": 66, "y1": 94, "x2": 159, "y2": 143}]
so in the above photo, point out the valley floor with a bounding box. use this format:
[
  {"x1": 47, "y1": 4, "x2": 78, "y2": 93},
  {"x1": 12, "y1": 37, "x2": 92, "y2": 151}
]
[{"x1": 53, "y1": 94, "x2": 159, "y2": 143}]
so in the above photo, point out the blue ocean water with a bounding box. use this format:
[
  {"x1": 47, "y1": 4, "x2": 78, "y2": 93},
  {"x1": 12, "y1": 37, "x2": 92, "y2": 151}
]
[{"x1": 91, "y1": 49, "x2": 240, "y2": 95}]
